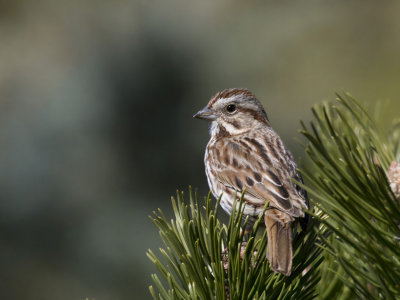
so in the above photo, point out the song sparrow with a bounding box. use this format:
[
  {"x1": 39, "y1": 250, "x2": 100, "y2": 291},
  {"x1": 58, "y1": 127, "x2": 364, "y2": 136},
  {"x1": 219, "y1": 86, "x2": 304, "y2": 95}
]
[{"x1": 194, "y1": 88, "x2": 309, "y2": 276}]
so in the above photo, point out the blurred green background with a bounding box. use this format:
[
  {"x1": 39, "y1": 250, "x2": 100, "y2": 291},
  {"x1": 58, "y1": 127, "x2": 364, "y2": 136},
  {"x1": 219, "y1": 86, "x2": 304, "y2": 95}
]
[{"x1": 1, "y1": 0, "x2": 400, "y2": 299}]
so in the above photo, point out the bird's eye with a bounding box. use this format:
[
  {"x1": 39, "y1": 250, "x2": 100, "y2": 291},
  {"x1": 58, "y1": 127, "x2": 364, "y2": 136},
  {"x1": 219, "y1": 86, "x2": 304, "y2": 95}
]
[{"x1": 226, "y1": 104, "x2": 237, "y2": 113}]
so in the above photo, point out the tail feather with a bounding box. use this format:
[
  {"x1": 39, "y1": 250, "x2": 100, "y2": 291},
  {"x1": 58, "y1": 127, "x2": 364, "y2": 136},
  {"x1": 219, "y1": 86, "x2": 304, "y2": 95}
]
[{"x1": 265, "y1": 211, "x2": 293, "y2": 276}]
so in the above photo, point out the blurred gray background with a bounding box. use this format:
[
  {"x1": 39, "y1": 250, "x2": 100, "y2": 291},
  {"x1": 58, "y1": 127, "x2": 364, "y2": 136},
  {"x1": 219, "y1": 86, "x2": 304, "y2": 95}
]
[{"x1": 1, "y1": 0, "x2": 400, "y2": 299}]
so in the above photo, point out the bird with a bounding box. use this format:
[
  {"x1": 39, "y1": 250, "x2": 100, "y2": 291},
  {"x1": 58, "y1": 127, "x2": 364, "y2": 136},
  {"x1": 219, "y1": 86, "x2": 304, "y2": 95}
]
[{"x1": 194, "y1": 88, "x2": 309, "y2": 276}]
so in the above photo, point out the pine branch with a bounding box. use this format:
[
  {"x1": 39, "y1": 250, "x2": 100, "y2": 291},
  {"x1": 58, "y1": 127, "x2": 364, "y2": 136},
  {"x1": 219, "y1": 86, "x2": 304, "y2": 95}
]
[
  {"x1": 148, "y1": 189, "x2": 322, "y2": 300},
  {"x1": 147, "y1": 92, "x2": 400, "y2": 299},
  {"x1": 300, "y1": 93, "x2": 400, "y2": 299}
]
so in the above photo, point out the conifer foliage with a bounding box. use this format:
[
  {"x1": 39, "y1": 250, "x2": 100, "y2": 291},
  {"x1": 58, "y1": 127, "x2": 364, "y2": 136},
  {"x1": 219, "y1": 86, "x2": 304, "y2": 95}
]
[
  {"x1": 147, "y1": 190, "x2": 322, "y2": 299},
  {"x1": 147, "y1": 93, "x2": 400, "y2": 299},
  {"x1": 300, "y1": 93, "x2": 400, "y2": 299}
]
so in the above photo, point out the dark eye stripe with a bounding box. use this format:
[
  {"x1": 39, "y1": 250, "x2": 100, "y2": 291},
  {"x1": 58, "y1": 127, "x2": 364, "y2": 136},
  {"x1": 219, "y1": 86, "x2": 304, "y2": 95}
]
[{"x1": 230, "y1": 120, "x2": 240, "y2": 129}]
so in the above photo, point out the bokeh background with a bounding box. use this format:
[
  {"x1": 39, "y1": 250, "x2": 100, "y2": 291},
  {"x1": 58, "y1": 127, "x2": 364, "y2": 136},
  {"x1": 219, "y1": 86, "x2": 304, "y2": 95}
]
[{"x1": 1, "y1": 1, "x2": 400, "y2": 299}]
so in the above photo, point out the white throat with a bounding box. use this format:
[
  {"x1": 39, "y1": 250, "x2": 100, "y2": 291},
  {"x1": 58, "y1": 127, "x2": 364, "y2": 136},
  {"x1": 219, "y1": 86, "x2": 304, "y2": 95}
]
[
  {"x1": 208, "y1": 121, "x2": 220, "y2": 137},
  {"x1": 209, "y1": 120, "x2": 251, "y2": 137}
]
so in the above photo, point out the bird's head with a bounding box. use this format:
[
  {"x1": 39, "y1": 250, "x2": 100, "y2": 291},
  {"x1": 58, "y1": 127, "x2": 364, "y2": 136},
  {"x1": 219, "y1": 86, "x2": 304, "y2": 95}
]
[{"x1": 194, "y1": 88, "x2": 270, "y2": 137}]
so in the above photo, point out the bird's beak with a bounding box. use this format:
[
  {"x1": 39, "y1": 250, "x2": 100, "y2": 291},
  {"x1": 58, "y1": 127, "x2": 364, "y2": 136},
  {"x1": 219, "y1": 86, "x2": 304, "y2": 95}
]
[{"x1": 193, "y1": 106, "x2": 217, "y2": 121}]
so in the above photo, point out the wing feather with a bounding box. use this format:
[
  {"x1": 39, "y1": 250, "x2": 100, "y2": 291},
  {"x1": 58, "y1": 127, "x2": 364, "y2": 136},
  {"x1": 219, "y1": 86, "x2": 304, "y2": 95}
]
[{"x1": 209, "y1": 134, "x2": 307, "y2": 217}]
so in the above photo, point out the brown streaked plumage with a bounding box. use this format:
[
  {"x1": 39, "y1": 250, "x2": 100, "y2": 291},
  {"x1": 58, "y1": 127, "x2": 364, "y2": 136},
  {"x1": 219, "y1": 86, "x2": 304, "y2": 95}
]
[{"x1": 194, "y1": 88, "x2": 309, "y2": 276}]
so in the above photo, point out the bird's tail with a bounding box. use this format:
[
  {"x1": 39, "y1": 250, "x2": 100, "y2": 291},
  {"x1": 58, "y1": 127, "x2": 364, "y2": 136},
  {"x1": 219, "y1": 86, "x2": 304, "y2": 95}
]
[{"x1": 264, "y1": 210, "x2": 293, "y2": 276}]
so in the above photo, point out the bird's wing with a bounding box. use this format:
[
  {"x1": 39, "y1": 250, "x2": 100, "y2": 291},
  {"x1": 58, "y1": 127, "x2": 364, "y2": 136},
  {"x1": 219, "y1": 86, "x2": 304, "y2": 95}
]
[{"x1": 210, "y1": 135, "x2": 306, "y2": 217}]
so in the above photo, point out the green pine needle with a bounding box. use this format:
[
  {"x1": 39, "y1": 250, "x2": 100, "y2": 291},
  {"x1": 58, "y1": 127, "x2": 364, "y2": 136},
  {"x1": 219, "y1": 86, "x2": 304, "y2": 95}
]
[
  {"x1": 147, "y1": 92, "x2": 400, "y2": 299},
  {"x1": 148, "y1": 189, "x2": 322, "y2": 299},
  {"x1": 300, "y1": 93, "x2": 400, "y2": 299}
]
